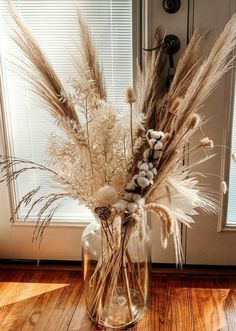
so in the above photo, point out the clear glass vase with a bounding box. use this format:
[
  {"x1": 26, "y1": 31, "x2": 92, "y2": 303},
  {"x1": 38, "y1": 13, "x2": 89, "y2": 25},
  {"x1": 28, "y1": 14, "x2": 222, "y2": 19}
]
[{"x1": 82, "y1": 214, "x2": 151, "y2": 329}]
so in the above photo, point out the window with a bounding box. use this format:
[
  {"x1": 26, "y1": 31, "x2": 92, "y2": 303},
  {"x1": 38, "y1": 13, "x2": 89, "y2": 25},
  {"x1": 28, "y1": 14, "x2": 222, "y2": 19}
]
[
  {"x1": 227, "y1": 74, "x2": 236, "y2": 225},
  {"x1": 0, "y1": 0, "x2": 133, "y2": 221}
]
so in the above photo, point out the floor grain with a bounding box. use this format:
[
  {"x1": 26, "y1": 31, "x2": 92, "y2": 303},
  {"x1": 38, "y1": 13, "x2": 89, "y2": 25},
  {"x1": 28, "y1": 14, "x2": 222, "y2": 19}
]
[{"x1": 0, "y1": 269, "x2": 236, "y2": 331}]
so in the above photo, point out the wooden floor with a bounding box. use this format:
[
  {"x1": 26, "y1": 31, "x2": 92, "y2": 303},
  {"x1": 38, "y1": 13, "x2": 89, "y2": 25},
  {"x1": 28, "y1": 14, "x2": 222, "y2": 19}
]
[{"x1": 0, "y1": 269, "x2": 236, "y2": 331}]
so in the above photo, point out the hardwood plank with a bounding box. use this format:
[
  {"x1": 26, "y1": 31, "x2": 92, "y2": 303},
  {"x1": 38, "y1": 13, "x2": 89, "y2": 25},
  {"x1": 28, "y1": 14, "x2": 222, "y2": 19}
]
[
  {"x1": 0, "y1": 270, "x2": 35, "y2": 328},
  {"x1": 214, "y1": 277, "x2": 236, "y2": 331},
  {"x1": 168, "y1": 275, "x2": 194, "y2": 331},
  {"x1": 68, "y1": 291, "x2": 93, "y2": 331},
  {"x1": 46, "y1": 271, "x2": 83, "y2": 331},
  {"x1": 0, "y1": 270, "x2": 236, "y2": 331},
  {"x1": 20, "y1": 271, "x2": 69, "y2": 331},
  {"x1": 190, "y1": 276, "x2": 229, "y2": 331},
  {"x1": 0, "y1": 270, "x2": 46, "y2": 331}
]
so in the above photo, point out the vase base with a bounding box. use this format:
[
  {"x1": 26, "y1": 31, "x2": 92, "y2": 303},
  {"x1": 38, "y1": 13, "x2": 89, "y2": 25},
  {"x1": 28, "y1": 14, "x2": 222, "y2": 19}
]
[{"x1": 87, "y1": 287, "x2": 146, "y2": 329}]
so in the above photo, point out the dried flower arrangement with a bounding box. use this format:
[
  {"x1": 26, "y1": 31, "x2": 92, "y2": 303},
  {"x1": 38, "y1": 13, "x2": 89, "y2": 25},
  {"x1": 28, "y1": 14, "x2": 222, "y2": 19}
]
[{"x1": 1, "y1": 1, "x2": 236, "y2": 327}]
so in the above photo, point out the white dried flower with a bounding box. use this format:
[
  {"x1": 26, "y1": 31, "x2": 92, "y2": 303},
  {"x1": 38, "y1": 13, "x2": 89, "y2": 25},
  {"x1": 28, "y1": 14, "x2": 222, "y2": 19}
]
[
  {"x1": 146, "y1": 171, "x2": 154, "y2": 180},
  {"x1": 200, "y1": 137, "x2": 214, "y2": 150},
  {"x1": 137, "y1": 177, "x2": 150, "y2": 188},
  {"x1": 127, "y1": 202, "x2": 138, "y2": 213},
  {"x1": 146, "y1": 129, "x2": 154, "y2": 140},
  {"x1": 153, "y1": 150, "x2": 162, "y2": 160},
  {"x1": 153, "y1": 141, "x2": 163, "y2": 151},
  {"x1": 148, "y1": 138, "x2": 157, "y2": 149},
  {"x1": 151, "y1": 168, "x2": 157, "y2": 175},
  {"x1": 139, "y1": 163, "x2": 149, "y2": 171},
  {"x1": 150, "y1": 131, "x2": 164, "y2": 141},
  {"x1": 133, "y1": 193, "x2": 142, "y2": 202},
  {"x1": 116, "y1": 200, "x2": 128, "y2": 211},
  {"x1": 139, "y1": 170, "x2": 147, "y2": 177},
  {"x1": 123, "y1": 192, "x2": 134, "y2": 201},
  {"x1": 95, "y1": 185, "x2": 119, "y2": 206},
  {"x1": 221, "y1": 181, "x2": 227, "y2": 194},
  {"x1": 126, "y1": 181, "x2": 137, "y2": 191},
  {"x1": 143, "y1": 149, "x2": 151, "y2": 160},
  {"x1": 124, "y1": 86, "x2": 136, "y2": 103}
]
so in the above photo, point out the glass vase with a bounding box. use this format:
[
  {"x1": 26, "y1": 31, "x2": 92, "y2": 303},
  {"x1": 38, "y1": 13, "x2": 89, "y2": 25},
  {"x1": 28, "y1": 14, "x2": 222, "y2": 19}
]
[{"x1": 81, "y1": 214, "x2": 151, "y2": 329}]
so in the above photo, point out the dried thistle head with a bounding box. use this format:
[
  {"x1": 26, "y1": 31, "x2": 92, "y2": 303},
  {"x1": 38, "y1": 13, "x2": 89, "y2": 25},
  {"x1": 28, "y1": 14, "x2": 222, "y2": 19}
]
[
  {"x1": 124, "y1": 86, "x2": 136, "y2": 104},
  {"x1": 95, "y1": 185, "x2": 119, "y2": 207},
  {"x1": 200, "y1": 137, "x2": 214, "y2": 150}
]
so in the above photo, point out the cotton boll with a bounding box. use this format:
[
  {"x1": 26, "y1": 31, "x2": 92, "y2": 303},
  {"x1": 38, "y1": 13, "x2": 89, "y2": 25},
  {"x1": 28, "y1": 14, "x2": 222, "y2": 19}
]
[
  {"x1": 151, "y1": 167, "x2": 157, "y2": 175},
  {"x1": 126, "y1": 181, "x2": 137, "y2": 191},
  {"x1": 148, "y1": 138, "x2": 157, "y2": 149},
  {"x1": 146, "y1": 171, "x2": 154, "y2": 180},
  {"x1": 139, "y1": 163, "x2": 149, "y2": 172},
  {"x1": 143, "y1": 148, "x2": 151, "y2": 160},
  {"x1": 137, "y1": 177, "x2": 150, "y2": 188},
  {"x1": 153, "y1": 150, "x2": 162, "y2": 160},
  {"x1": 127, "y1": 202, "x2": 138, "y2": 213},
  {"x1": 116, "y1": 200, "x2": 128, "y2": 211},
  {"x1": 138, "y1": 161, "x2": 142, "y2": 168},
  {"x1": 153, "y1": 141, "x2": 163, "y2": 151},
  {"x1": 150, "y1": 131, "x2": 164, "y2": 140},
  {"x1": 148, "y1": 163, "x2": 154, "y2": 169},
  {"x1": 146, "y1": 129, "x2": 154, "y2": 140},
  {"x1": 133, "y1": 193, "x2": 142, "y2": 202},
  {"x1": 123, "y1": 192, "x2": 134, "y2": 201},
  {"x1": 95, "y1": 185, "x2": 119, "y2": 206},
  {"x1": 137, "y1": 198, "x2": 145, "y2": 207},
  {"x1": 138, "y1": 170, "x2": 147, "y2": 177}
]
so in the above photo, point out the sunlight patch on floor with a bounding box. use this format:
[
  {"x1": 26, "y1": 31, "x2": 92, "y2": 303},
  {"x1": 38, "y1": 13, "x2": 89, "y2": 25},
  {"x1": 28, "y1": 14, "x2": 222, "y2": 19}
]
[{"x1": 0, "y1": 282, "x2": 69, "y2": 307}]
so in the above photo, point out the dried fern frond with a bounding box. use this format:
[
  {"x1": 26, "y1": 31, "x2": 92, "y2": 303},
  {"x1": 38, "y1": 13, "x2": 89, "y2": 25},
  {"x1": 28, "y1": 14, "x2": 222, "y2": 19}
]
[{"x1": 73, "y1": 10, "x2": 107, "y2": 100}]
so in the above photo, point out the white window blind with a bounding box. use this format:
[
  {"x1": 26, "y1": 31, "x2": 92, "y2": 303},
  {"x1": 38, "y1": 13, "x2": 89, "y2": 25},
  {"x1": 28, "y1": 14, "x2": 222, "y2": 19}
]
[
  {"x1": 0, "y1": 0, "x2": 133, "y2": 221},
  {"x1": 227, "y1": 82, "x2": 236, "y2": 225}
]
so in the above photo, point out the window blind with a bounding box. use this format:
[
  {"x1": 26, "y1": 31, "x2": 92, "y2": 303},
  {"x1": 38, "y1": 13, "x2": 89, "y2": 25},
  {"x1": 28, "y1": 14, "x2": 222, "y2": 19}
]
[
  {"x1": 227, "y1": 83, "x2": 236, "y2": 225},
  {"x1": 0, "y1": 0, "x2": 133, "y2": 221}
]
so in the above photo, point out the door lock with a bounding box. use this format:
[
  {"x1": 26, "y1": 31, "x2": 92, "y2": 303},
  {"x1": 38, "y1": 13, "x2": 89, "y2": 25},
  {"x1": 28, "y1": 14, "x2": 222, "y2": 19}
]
[{"x1": 163, "y1": 0, "x2": 181, "y2": 14}]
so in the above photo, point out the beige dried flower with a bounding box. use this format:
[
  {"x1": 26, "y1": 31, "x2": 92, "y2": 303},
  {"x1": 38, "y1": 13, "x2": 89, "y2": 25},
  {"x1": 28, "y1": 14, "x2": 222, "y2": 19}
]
[
  {"x1": 95, "y1": 185, "x2": 119, "y2": 206},
  {"x1": 124, "y1": 86, "x2": 136, "y2": 104},
  {"x1": 200, "y1": 137, "x2": 214, "y2": 150},
  {"x1": 188, "y1": 114, "x2": 201, "y2": 129},
  {"x1": 169, "y1": 97, "x2": 182, "y2": 114}
]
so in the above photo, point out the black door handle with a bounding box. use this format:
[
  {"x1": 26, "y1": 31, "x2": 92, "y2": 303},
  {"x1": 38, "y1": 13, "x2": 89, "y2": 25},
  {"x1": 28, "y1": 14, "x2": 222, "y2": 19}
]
[{"x1": 163, "y1": 0, "x2": 181, "y2": 14}]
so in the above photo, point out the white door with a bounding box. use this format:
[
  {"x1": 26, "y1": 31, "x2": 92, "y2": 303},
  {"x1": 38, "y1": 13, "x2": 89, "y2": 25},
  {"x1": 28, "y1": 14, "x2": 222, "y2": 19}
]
[{"x1": 149, "y1": 0, "x2": 236, "y2": 265}]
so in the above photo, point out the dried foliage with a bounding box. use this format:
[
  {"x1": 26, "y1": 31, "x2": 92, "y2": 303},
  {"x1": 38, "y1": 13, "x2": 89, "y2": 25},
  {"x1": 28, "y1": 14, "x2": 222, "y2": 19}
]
[{"x1": 1, "y1": 3, "x2": 236, "y2": 268}]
